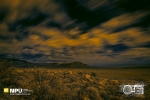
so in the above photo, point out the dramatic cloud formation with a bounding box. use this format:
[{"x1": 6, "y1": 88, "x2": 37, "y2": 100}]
[{"x1": 0, "y1": 0, "x2": 150, "y2": 66}]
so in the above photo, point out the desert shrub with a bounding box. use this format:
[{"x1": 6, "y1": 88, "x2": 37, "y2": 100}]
[
  {"x1": 0, "y1": 61, "x2": 17, "y2": 86},
  {"x1": 70, "y1": 81, "x2": 85, "y2": 88},
  {"x1": 86, "y1": 86, "x2": 102, "y2": 100},
  {"x1": 68, "y1": 71, "x2": 73, "y2": 74},
  {"x1": 75, "y1": 71, "x2": 84, "y2": 77},
  {"x1": 1, "y1": 67, "x2": 149, "y2": 100},
  {"x1": 110, "y1": 80, "x2": 119, "y2": 84},
  {"x1": 98, "y1": 86, "x2": 105, "y2": 91},
  {"x1": 105, "y1": 80, "x2": 120, "y2": 96},
  {"x1": 15, "y1": 68, "x2": 83, "y2": 100},
  {"x1": 99, "y1": 79, "x2": 108, "y2": 87},
  {"x1": 78, "y1": 86, "x2": 103, "y2": 100},
  {"x1": 18, "y1": 68, "x2": 52, "y2": 100},
  {"x1": 0, "y1": 61, "x2": 12, "y2": 72},
  {"x1": 110, "y1": 95, "x2": 121, "y2": 100},
  {"x1": 99, "y1": 91, "x2": 109, "y2": 100},
  {"x1": 68, "y1": 74, "x2": 78, "y2": 82},
  {"x1": 85, "y1": 74, "x2": 91, "y2": 80},
  {"x1": 0, "y1": 61, "x2": 13, "y2": 78},
  {"x1": 90, "y1": 72, "x2": 97, "y2": 77}
]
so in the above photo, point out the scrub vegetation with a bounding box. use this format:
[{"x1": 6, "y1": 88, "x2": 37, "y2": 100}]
[{"x1": 0, "y1": 62, "x2": 150, "y2": 100}]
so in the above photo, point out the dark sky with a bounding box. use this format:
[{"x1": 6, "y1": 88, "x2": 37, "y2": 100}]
[{"x1": 0, "y1": 0, "x2": 150, "y2": 66}]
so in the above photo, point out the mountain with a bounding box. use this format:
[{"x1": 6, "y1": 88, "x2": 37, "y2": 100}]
[
  {"x1": 0, "y1": 58, "x2": 92, "y2": 68},
  {"x1": 58, "y1": 61, "x2": 92, "y2": 68},
  {"x1": 0, "y1": 58, "x2": 35, "y2": 68}
]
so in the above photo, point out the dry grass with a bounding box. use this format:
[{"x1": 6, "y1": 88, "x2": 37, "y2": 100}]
[{"x1": 0, "y1": 64, "x2": 150, "y2": 100}]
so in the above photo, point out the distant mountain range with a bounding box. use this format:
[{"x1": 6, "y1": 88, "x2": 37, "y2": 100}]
[
  {"x1": 0, "y1": 58, "x2": 92, "y2": 68},
  {"x1": 1, "y1": 58, "x2": 149, "y2": 69}
]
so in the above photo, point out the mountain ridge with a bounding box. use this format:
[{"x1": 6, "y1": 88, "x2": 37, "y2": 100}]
[{"x1": 0, "y1": 58, "x2": 92, "y2": 68}]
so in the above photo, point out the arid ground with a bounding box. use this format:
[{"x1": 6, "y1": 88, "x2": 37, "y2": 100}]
[{"x1": 0, "y1": 64, "x2": 150, "y2": 100}]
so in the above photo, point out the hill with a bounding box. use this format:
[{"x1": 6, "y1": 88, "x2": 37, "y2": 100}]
[
  {"x1": 0, "y1": 58, "x2": 92, "y2": 68},
  {"x1": 0, "y1": 58, "x2": 34, "y2": 68},
  {"x1": 58, "y1": 61, "x2": 92, "y2": 68}
]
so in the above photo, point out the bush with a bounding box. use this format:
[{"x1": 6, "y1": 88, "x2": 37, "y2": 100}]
[{"x1": 0, "y1": 67, "x2": 149, "y2": 100}]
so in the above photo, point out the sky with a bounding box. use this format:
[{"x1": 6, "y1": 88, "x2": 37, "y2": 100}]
[{"x1": 0, "y1": 0, "x2": 150, "y2": 66}]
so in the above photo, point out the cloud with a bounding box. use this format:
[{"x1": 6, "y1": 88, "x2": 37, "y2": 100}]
[
  {"x1": 120, "y1": 48, "x2": 150, "y2": 58},
  {"x1": 101, "y1": 12, "x2": 148, "y2": 32},
  {"x1": 85, "y1": 0, "x2": 108, "y2": 11},
  {"x1": 71, "y1": 47, "x2": 150, "y2": 66},
  {"x1": 62, "y1": 0, "x2": 123, "y2": 32},
  {"x1": 117, "y1": 28, "x2": 150, "y2": 47},
  {"x1": 0, "y1": 0, "x2": 150, "y2": 66},
  {"x1": 0, "y1": 0, "x2": 70, "y2": 31}
]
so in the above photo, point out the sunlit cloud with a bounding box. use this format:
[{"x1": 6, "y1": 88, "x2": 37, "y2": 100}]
[
  {"x1": 101, "y1": 12, "x2": 148, "y2": 32},
  {"x1": 118, "y1": 28, "x2": 150, "y2": 47},
  {"x1": 0, "y1": 0, "x2": 150, "y2": 66}
]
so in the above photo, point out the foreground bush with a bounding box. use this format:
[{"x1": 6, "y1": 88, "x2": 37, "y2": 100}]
[{"x1": 0, "y1": 67, "x2": 149, "y2": 100}]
